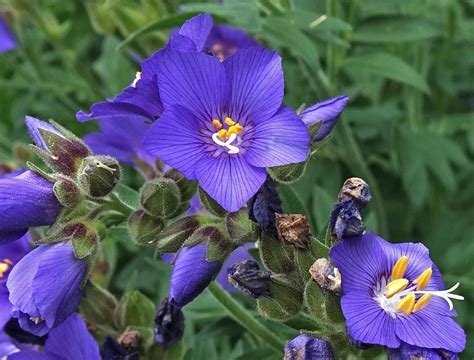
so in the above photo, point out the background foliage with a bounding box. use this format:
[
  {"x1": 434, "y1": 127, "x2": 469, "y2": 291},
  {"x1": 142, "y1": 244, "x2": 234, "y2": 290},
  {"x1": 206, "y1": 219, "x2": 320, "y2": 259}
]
[{"x1": 0, "y1": 0, "x2": 473, "y2": 358}]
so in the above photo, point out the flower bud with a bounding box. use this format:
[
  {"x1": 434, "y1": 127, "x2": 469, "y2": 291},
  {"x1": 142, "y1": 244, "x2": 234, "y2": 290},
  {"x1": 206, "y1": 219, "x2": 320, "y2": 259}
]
[
  {"x1": 78, "y1": 156, "x2": 121, "y2": 198},
  {"x1": 53, "y1": 177, "x2": 82, "y2": 208},
  {"x1": 387, "y1": 342, "x2": 458, "y2": 360},
  {"x1": 275, "y1": 213, "x2": 311, "y2": 249},
  {"x1": 127, "y1": 210, "x2": 164, "y2": 245},
  {"x1": 248, "y1": 176, "x2": 282, "y2": 235},
  {"x1": 26, "y1": 116, "x2": 91, "y2": 176},
  {"x1": 140, "y1": 179, "x2": 181, "y2": 218},
  {"x1": 284, "y1": 334, "x2": 334, "y2": 360},
  {"x1": 309, "y1": 258, "x2": 341, "y2": 296},
  {"x1": 228, "y1": 260, "x2": 271, "y2": 298},
  {"x1": 164, "y1": 168, "x2": 198, "y2": 202},
  {"x1": 154, "y1": 299, "x2": 185, "y2": 348},
  {"x1": 153, "y1": 216, "x2": 200, "y2": 255}
]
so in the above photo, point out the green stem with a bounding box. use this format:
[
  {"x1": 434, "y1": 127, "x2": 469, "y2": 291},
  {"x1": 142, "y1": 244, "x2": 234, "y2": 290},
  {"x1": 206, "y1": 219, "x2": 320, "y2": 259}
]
[{"x1": 207, "y1": 282, "x2": 286, "y2": 354}]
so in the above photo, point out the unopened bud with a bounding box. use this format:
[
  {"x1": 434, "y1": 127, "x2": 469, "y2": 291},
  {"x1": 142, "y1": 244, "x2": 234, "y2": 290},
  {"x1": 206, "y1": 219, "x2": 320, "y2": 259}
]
[
  {"x1": 128, "y1": 210, "x2": 164, "y2": 245},
  {"x1": 228, "y1": 260, "x2": 271, "y2": 298},
  {"x1": 164, "y1": 169, "x2": 197, "y2": 202},
  {"x1": 275, "y1": 213, "x2": 311, "y2": 249},
  {"x1": 309, "y1": 258, "x2": 341, "y2": 296},
  {"x1": 78, "y1": 156, "x2": 121, "y2": 198},
  {"x1": 140, "y1": 179, "x2": 181, "y2": 218},
  {"x1": 53, "y1": 177, "x2": 82, "y2": 208},
  {"x1": 284, "y1": 334, "x2": 334, "y2": 360},
  {"x1": 154, "y1": 216, "x2": 200, "y2": 255},
  {"x1": 154, "y1": 299, "x2": 185, "y2": 348}
]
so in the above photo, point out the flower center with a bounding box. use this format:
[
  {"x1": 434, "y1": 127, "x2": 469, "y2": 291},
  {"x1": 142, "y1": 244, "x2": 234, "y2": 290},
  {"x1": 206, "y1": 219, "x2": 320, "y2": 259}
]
[
  {"x1": 210, "y1": 117, "x2": 244, "y2": 154},
  {"x1": 0, "y1": 258, "x2": 13, "y2": 278},
  {"x1": 375, "y1": 256, "x2": 464, "y2": 318}
]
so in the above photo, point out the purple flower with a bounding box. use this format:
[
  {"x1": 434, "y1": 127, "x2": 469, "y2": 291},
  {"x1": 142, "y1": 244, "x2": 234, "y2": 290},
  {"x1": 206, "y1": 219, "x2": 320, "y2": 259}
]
[
  {"x1": 0, "y1": 234, "x2": 30, "y2": 329},
  {"x1": 205, "y1": 24, "x2": 258, "y2": 61},
  {"x1": 0, "y1": 171, "x2": 61, "y2": 244},
  {"x1": 284, "y1": 334, "x2": 334, "y2": 360},
  {"x1": 387, "y1": 342, "x2": 459, "y2": 360},
  {"x1": 143, "y1": 47, "x2": 309, "y2": 211},
  {"x1": 329, "y1": 232, "x2": 466, "y2": 353},
  {"x1": 7, "y1": 242, "x2": 87, "y2": 336},
  {"x1": 8, "y1": 314, "x2": 101, "y2": 360},
  {"x1": 300, "y1": 96, "x2": 349, "y2": 141},
  {"x1": 0, "y1": 14, "x2": 16, "y2": 54},
  {"x1": 168, "y1": 245, "x2": 221, "y2": 308}
]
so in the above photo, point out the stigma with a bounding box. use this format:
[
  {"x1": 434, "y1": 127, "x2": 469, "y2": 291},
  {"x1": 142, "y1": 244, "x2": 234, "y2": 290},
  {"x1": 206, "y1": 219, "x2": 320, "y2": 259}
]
[
  {"x1": 0, "y1": 258, "x2": 13, "y2": 278},
  {"x1": 211, "y1": 117, "x2": 244, "y2": 154},
  {"x1": 377, "y1": 256, "x2": 464, "y2": 318}
]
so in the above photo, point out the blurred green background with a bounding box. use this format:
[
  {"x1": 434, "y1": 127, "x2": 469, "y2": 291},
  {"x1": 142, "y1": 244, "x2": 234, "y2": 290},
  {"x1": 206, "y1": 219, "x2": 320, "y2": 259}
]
[{"x1": 0, "y1": 0, "x2": 472, "y2": 358}]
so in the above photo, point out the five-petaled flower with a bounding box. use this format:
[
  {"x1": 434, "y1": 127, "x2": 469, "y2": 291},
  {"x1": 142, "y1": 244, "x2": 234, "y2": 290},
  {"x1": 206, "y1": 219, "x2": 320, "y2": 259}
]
[
  {"x1": 143, "y1": 46, "x2": 310, "y2": 211},
  {"x1": 329, "y1": 232, "x2": 466, "y2": 353}
]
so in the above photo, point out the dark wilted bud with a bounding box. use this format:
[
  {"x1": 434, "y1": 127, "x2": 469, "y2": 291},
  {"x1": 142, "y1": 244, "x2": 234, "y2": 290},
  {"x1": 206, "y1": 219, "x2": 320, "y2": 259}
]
[
  {"x1": 26, "y1": 116, "x2": 91, "y2": 176},
  {"x1": 338, "y1": 177, "x2": 371, "y2": 205},
  {"x1": 284, "y1": 334, "x2": 334, "y2": 360},
  {"x1": 154, "y1": 299, "x2": 185, "y2": 348},
  {"x1": 118, "y1": 330, "x2": 141, "y2": 351},
  {"x1": 100, "y1": 335, "x2": 140, "y2": 360},
  {"x1": 3, "y1": 317, "x2": 48, "y2": 346},
  {"x1": 248, "y1": 176, "x2": 282, "y2": 235},
  {"x1": 53, "y1": 177, "x2": 82, "y2": 208},
  {"x1": 128, "y1": 210, "x2": 164, "y2": 245},
  {"x1": 78, "y1": 156, "x2": 121, "y2": 198},
  {"x1": 228, "y1": 260, "x2": 271, "y2": 299},
  {"x1": 275, "y1": 213, "x2": 310, "y2": 249},
  {"x1": 154, "y1": 216, "x2": 200, "y2": 255},
  {"x1": 387, "y1": 342, "x2": 458, "y2": 360},
  {"x1": 164, "y1": 169, "x2": 198, "y2": 202},
  {"x1": 140, "y1": 179, "x2": 181, "y2": 218},
  {"x1": 309, "y1": 258, "x2": 341, "y2": 296}
]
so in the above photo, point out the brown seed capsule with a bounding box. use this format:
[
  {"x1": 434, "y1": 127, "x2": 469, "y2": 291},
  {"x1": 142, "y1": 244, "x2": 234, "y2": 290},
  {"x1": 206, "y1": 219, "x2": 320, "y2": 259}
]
[
  {"x1": 275, "y1": 213, "x2": 311, "y2": 249},
  {"x1": 338, "y1": 177, "x2": 371, "y2": 204},
  {"x1": 309, "y1": 258, "x2": 341, "y2": 296},
  {"x1": 117, "y1": 330, "x2": 141, "y2": 350}
]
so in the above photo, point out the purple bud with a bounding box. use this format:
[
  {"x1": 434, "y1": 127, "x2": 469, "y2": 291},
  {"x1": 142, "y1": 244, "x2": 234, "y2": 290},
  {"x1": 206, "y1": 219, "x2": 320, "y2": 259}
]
[
  {"x1": 154, "y1": 299, "x2": 184, "y2": 348},
  {"x1": 228, "y1": 259, "x2": 271, "y2": 298},
  {"x1": 300, "y1": 96, "x2": 349, "y2": 141},
  {"x1": 0, "y1": 14, "x2": 17, "y2": 54},
  {"x1": 169, "y1": 245, "x2": 221, "y2": 307},
  {"x1": 284, "y1": 334, "x2": 334, "y2": 360},
  {"x1": 388, "y1": 342, "x2": 459, "y2": 360}
]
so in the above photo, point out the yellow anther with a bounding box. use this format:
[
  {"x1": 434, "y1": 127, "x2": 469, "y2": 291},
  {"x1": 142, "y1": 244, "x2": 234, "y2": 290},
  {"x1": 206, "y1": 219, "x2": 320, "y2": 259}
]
[
  {"x1": 413, "y1": 268, "x2": 432, "y2": 290},
  {"x1": 217, "y1": 129, "x2": 228, "y2": 141},
  {"x1": 395, "y1": 294, "x2": 416, "y2": 316},
  {"x1": 227, "y1": 124, "x2": 244, "y2": 136},
  {"x1": 413, "y1": 293, "x2": 432, "y2": 312},
  {"x1": 385, "y1": 278, "x2": 409, "y2": 298},
  {"x1": 212, "y1": 119, "x2": 223, "y2": 129},
  {"x1": 224, "y1": 117, "x2": 236, "y2": 126},
  {"x1": 0, "y1": 263, "x2": 9, "y2": 278},
  {"x1": 391, "y1": 256, "x2": 409, "y2": 280}
]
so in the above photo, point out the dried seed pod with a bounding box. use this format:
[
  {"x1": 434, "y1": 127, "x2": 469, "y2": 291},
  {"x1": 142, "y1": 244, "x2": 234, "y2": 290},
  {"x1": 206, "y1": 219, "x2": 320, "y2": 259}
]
[
  {"x1": 275, "y1": 213, "x2": 311, "y2": 249},
  {"x1": 117, "y1": 330, "x2": 141, "y2": 350},
  {"x1": 309, "y1": 258, "x2": 341, "y2": 296},
  {"x1": 228, "y1": 259, "x2": 271, "y2": 299}
]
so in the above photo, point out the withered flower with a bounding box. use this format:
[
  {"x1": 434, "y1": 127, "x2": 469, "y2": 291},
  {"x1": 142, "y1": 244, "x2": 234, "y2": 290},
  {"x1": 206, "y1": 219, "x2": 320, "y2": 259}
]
[
  {"x1": 309, "y1": 258, "x2": 341, "y2": 296},
  {"x1": 275, "y1": 213, "x2": 311, "y2": 249}
]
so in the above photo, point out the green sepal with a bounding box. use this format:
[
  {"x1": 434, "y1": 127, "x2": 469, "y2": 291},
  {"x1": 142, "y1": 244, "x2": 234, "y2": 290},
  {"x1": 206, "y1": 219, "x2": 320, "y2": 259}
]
[
  {"x1": 128, "y1": 210, "x2": 164, "y2": 245},
  {"x1": 147, "y1": 341, "x2": 185, "y2": 360},
  {"x1": 26, "y1": 161, "x2": 56, "y2": 182},
  {"x1": 140, "y1": 178, "x2": 181, "y2": 218},
  {"x1": 153, "y1": 215, "x2": 201, "y2": 256},
  {"x1": 258, "y1": 233, "x2": 295, "y2": 274},
  {"x1": 310, "y1": 237, "x2": 329, "y2": 258},
  {"x1": 185, "y1": 224, "x2": 231, "y2": 262},
  {"x1": 226, "y1": 209, "x2": 256, "y2": 244},
  {"x1": 308, "y1": 121, "x2": 322, "y2": 139},
  {"x1": 79, "y1": 281, "x2": 118, "y2": 333},
  {"x1": 324, "y1": 225, "x2": 338, "y2": 247},
  {"x1": 295, "y1": 249, "x2": 316, "y2": 283},
  {"x1": 268, "y1": 161, "x2": 307, "y2": 184},
  {"x1": 53, "y1": 177, "x2": 82, "y2": 208},
  {"x1": 164, "y1": 168, "x2": 198, "y2": 202},
  {"x1": 304, "y1": 279, "x2": 344, "y2": 324},
  {"x1": 257, "y1": 280, "x2": 303, "y2": 321},
  {"x1": 114, "y1": 291, "x2": 155, "y2": 330},
  {"x1": 198, "y1": 187, "x2": 227, "y2": 217}
]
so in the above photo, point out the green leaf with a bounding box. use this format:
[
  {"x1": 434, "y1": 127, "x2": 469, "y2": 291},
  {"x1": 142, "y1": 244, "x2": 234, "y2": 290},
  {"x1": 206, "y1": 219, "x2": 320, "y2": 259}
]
[
  {"x1": 258, "y1": 233, "x2": 295, "y2": 274},
  {"x1": 295, "y1": 249, "x2": 316, "y2": 283},
  {"x1": 257, "y1": 281, "x2": 303, "y2": 321},
  {"x1": 342, "y1": 52, "x2": 430, "y2": 94},
  {"x1": 114, "y1": 291, "x2": 155, "y2": 329},
  {"x1": 353, "y1": 17, "x2": 441, "y2": 43},
  {"x1": 79, "y1": 282, "x2": 118, "y2": 333}
]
